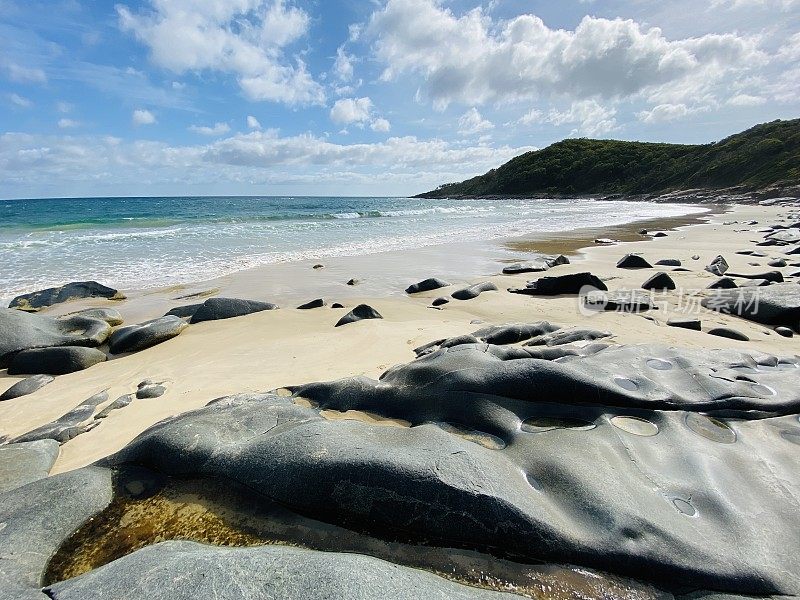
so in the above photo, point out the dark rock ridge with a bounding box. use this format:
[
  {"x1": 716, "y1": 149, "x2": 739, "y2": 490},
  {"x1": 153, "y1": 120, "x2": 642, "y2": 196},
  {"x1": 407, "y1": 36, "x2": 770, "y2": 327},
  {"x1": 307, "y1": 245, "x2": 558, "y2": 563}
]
[
  {"x1": 190, "y1": 298, "x2": 279, "y2": 324},
  {"x1": 335, "y1": 304, "x2": 383, "y2": 327},
  {"x1": 642, "y1": 272, "x2": 676, "y2": 291},
  {"x1": 701, "y1": 283, "x2": 800, "y2": 331},
  {"x1": 0, "y1": 374, "x2": 55, "y2": 401},
  {"x1": 2, "y1": 332, "x2": 800, "y2": 597},
  {"x1": 405, "y1": 278, "x2": 450, "y2": 294},
  {"x1": 502, "y1": 255, "x2": 569, "y2": 275},
  {"x1": 9, "y1": 281, "x2": 125, "y2": 312},
  {"x1": 616, "y1": 254, "x2": 652, "y2": 269},
  {"x1": 451, "y1": 282, "x2": 498, "y2": 300},
  {"x1": 297, "y1": 298, "x2": 326, "y2": 309},
  {"x1": 108, "y1": 316, "x2": 188, "y2": 355},
  {"x1": 8, "y1": 346, "x2": 107, "y2": 376},
  {"x1": 666, "y1": 318, "x2": 702, "y2": 331},
  {"x1": 727, "y1": 270, "x2": 784, "y2": 283},
  {"x1": 509, "y1": 272, "x2": 607, "y2": 296},
  {"x1": 0, "y1": 309, "x2": 110, "y2": 367}
]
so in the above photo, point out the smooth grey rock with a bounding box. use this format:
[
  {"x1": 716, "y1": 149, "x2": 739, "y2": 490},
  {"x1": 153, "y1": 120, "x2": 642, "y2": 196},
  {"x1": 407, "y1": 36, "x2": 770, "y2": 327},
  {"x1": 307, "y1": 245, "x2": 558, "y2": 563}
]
[
  {"x1": 701, "y1": 283, "x2": 800, "y2": 331},
  {"x1": 8, "y1": 346, "x2": 107, "y2": 375},
  {"x1": 431, "y1": 297, "x2": 449, "y2": 307},
  {"x1": 165, "y1": 303, "x2": 203, "y2": 319},
  {"x1": 616, "y1": 254, "x2": 652, "y2": 269},
  {"x1": 705, "y1": 256, "x2": 729, "y2": 276},
  {"x1": 11, "y1": 391, "x2": 108, "y2": 443},
  {"x1": 509, "y1": 272, "x2": 607, "y2": 296},
  {"x1": 0, "y1": 439, "x2": 59, "y2": 494},
  {"x1": 405, "y1": 278, "x2": 450, "y2": 294},
  {"x1": 346, "y1": 279, "x2": 359, "y2": 286},
  {"x1": 0, "y1": 309, "x2": 110, "y2": 367},
  {"x1": 0, "y1": 374, "x2": 55, "y2": 401},
  {"x1": 775, "y1": 326, "x2": 794, "y2": 338},
  {"x1": 727, "y1": 270, "x2": 784, "y2": 283},
  {"x1": 94, "y1": 394, "x2": 134, "y2": 419},
  {"x1": 8, "y1": 281, "x2": 124, "y2": 312},
  {"x1": 64, "y1": 308, "x2": 123, "y2": 326},
  {"x1": 190, "y1": 298, "x2": 278, "y2": 324},
  {"x1": 136, "y1": 384, "x2": 166, "y2": 399},
  {"x1": 769, "y1": 258, "x2": 788, "y2": 267},
  {"x1": 707, "y1": 327, "x2": 750, "y2": 341},
  {"x1": 297, "y1": 298, "x2": 326, "y2": 309},
  {"x1": 501, "y1": 255, "x2": 569, "y2": 275},
  {"x1": 652, "y1": 231, "x2": 667, "y2": 237},
  {"x1": 642, "y1": 272, "x2": 676, "y2": 291},
  {"x1": 473, "y1": 322, "x2": 561, "y2": 345},
  {"x1": 655, "y1": 259, "x2": 681, "y2": 267},
  {"x1": 666, "y1": 318, "x2": 702, "y2": 331},
  {"x1": 707, "y1": 278, "x2": 738, "y2": 290},
  {"x1": 739, "y1": 279, "x2": 771, "y2": 287},
  {"x1": 525, "y1": 328, "x2": 611, "y2": 347},
  {"x1": 45, "y1": 541, "x2": 523, "y2": 600},
  {"x1": 109, "y1": 316, "x2": 188, "y2": 354},
  {"x1": 331, "y1": 303, "x2": 345, "y2": 309},
  {"x1": 451, "y1": 281, "x2": 498, "y2": 300},
  {"x1": 765, "y1": 230, "x2": 800, "y2": 245},
  {"x1": 335, "y1": 304, "x2": 383, "y2": 327}
]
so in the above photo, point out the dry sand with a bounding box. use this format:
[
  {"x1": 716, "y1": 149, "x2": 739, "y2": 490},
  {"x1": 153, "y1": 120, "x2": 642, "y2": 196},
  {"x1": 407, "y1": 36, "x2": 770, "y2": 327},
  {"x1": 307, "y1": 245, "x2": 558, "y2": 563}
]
[{"x1": 1, "y1": 203, "x2": 798, "y2": 475}]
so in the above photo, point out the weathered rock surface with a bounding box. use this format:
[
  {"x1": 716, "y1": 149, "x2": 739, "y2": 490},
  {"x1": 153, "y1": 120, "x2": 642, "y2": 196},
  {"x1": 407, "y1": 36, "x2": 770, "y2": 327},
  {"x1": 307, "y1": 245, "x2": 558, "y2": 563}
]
[
  {"x1": 509, "y1": 272, "x2": 607, "y2": 296},
  {"x1": 583, "y1": 290, "x2": 655, "y2": 312},
  {"x1": 335, "y1": 304, "x2": 383, "y2": 327},
  {"x1": 0, "y1": 374, "x2": 55, "y2": 401},
  {"x1": 108, "y1": 316, "x2": 188, "y2": 355},
  {"x1": 616, "y1": 254, "x2": 652, "y2": 269},
  {"x1": 655, "y1": 259, "x2": 681, "y2": 267},
  {"x1": 405, "y1": 278, "x2": 450, "y2": 294},
  {"x1": 705, "y1": 255, "x2": 729, "y2": 276},
  {"x1": 501, "y1": 255, "x2": 569, "y2": 275},
  {"x1": 165, "y1": 303, "x2": 203, "y2": 319},
  {"x1": 190, "y1": 298, "x2": 279, "y2": 324},
  {"x1": 0, "y1": 309, "x2": 110, "y2": 367},
  {"x1": 701, "y1": 283, "x2": 800, "y2": 331},
  {"x1": 8, "y1": 281, "x2": 125, "y2": 312},
  {"x1": 64, "y1": 308, "x2": 124, "y2": 326},
  {"x1": 0, "y1": 439, "x2": 59, "y2": 494},
  {"x1": 451, "y1": 282, "x2": 498, "y2": 300},
  {"x1": 8, "y1": 346, "x2": 107, "y2": 375},
  {"x1": 10, "y1": 391, "x2": 109, "y2": 444}
]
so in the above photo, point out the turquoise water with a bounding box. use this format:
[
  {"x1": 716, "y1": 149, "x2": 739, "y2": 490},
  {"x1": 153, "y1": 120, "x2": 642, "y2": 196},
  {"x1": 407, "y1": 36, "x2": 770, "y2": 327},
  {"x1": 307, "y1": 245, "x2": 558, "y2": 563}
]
[{"x1": 0, "y1": 196, "x2": 705, "y2": 301}]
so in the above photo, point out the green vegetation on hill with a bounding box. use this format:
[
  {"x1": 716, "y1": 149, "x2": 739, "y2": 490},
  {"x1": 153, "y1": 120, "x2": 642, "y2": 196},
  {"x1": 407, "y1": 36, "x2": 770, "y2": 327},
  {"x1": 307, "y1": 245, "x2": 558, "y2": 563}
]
[{"x1": 418, "y1": 119, "x2": 800, "y2": 198}]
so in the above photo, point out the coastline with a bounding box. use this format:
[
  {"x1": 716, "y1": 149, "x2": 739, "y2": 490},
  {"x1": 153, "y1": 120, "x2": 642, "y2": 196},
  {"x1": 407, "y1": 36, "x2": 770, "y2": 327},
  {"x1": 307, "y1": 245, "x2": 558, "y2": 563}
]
[{"x1": 3, "y1": 201, "x2": 798, "y2": 475}]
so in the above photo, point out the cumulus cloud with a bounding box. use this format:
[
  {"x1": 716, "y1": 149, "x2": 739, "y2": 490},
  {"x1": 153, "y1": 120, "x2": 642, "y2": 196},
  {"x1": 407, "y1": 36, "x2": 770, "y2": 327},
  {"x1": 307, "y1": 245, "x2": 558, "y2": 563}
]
[
  {"x1": 333, "y1": 46, "x2": 355, "y2": 81},
  {"x1": 515, "y1": 100, "x2": 616, "y2": 135},
  {"x1": 132, "y1": 109, "x2": 156, "y2": 125},
  {"x1": 247, "y1": 115, "x2": 262, "y2": 129},
  {"x1": 726, "y1": 93, "x2": 767, "y2": 106},
  {"x1": 57, "y1": 118, "x2": 80, "y2": 129},
  {"x1": 189, "y1": 122, "x2": 231, "y2": 136},
  {"x1": 330, "y1": 97, "x2": 391, "y2": 132},
  {"x1": 366, "y1": 0, "x2": 766, "y2": 111},
  {"x1": 458, "y1": 107, "x2": 494, "y2": 135},
  {"x1": 2, "y1": 61, "x2": 47, "y2": 83},
  {"x1": 117, "y1": 0, "x2": 324, "y2": 106},
  {"x1": 370, "y1": 118, "x2": 391, "y2": 132}
]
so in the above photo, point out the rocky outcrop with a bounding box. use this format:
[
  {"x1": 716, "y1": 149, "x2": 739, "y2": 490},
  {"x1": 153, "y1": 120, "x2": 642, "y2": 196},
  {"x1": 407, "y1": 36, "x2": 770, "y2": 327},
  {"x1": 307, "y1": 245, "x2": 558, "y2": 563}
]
[
  {"x1": 108, "y1": 316, "x2": 188, "y2": 355},
  {"x1": 451, "y1": 282, "x2": 498, "y2": 300},
  {"x1": 335, "y1": 304, "x2": 383, "y2": 327},
  {"x1": 8, "y1": 347, "x2": 107, "y2": 375},
  {"x1": 405, "y1": 278, "x2": 450, "y2": 294},
  {"x1": 509, "y1": 272, "x2": 607, "y2": 296},
  {"x1": 616, "y1": 254, "x2": 652, "y2": 269},
  {"x1": 502, "y1": 255, "x2": 569, "y2": 275},
  {"x1": 190, "y1": 298, "x2": 279, "y2": 324},
  {"x1": 0, "y1": 374, "x2": 55, "y2": 401},
  {"x1": 701, "y1": 283, "x2": 800, "y2": 331},
  {"x1": 9, "y1": 281, "x2": 125, "y2": 312}
]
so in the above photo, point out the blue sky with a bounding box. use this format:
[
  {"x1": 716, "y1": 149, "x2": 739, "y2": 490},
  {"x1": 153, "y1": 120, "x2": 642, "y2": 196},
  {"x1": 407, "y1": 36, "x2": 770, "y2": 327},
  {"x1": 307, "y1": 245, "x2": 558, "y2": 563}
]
[{"x1": 1, "y1": 0, "x2": 798, "y2": 199}]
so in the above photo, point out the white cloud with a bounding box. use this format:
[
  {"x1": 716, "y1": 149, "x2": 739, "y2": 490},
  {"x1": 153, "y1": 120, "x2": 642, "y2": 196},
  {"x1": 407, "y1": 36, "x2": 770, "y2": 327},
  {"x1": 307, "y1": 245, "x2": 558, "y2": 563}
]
[
  {"x1": 333, "y1": 46, "x2": 354, "y2": 81},
  {"x1": 727, "y1": 93, "x2": 768, "y2": 106},
  {"x1": 2, "y1": 61, "x2": 47, "y2": 83},
  {"x1": 458, "y1": 107, "x2": 494, "y2": 135},
  {"x1": 56, "y1": 101, "x2": 74, "y2": 113},
  {"x1": 370, "y1": 118, "x2": 391, "y2": 132},
  {"x1": 189, "y1": 122, "x2": 231, "y2": 136},
  {"x1": 57, "y1": 118, "x2": 80, "y2": 129},
  {"x1": 546, "y1": 100, "x2": 617, "y2": 135},
  {"x1": 710, "y1": 0, "x2": 799, "y2": 9},
  {"x1": 330, "y1": 97, "x2": 374, "y2": 124},
  {"x1": 9, "y1": 93, "x2": 32, "y2": 108},
  {"x1": 132, "y1": 109, "x2": 156, "y2": 125},
  {"x1": 117, "y1": 0, "x2": 324, "y2": 106},
  {"x1": 516, "y1": 108, "x2": 543, "y2": 125},
  {"x1": 777, "y1": 32, "x2": 800, "y2": 62},
  {"x1": 636, "y1": 103, "x2": 704, "y2": 123},
  {"x1": 366, "y1": 0, "x2": 766, "y2": 111},
  {"x1": 247, "y1": 115, "x2": 262, "y2": 130}
]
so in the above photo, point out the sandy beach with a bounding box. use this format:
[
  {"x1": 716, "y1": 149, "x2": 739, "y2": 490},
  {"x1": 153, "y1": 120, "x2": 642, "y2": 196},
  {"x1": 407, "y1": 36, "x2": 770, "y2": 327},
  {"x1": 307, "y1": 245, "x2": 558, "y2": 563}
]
[{"x1": 2, "y1": 201, "x2": 797, "y2": 475}]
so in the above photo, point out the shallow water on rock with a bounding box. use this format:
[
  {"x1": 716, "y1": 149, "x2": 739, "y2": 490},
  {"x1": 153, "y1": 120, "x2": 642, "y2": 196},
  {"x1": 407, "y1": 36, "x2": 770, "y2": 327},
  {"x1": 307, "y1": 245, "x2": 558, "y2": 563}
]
[{"x1": 44, "y1": 467, "x2": 666, "y2": 600}]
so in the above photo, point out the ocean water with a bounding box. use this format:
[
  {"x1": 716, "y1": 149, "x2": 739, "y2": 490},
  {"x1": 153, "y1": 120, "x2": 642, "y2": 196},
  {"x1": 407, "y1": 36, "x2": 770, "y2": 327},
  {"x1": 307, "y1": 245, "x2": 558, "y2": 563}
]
[{"x1": 0, "y1": 196, "x2": 706, "y2": 301}]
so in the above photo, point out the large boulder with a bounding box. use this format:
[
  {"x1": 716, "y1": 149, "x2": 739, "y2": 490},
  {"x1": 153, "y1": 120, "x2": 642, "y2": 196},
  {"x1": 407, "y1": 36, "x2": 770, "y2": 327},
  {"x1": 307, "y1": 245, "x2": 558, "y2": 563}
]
[
  {"x1": 701, "y1": 283, "x2": 800, "y2": 331},
  {"x1": 641, "y1": 272, "x2": 676, "y2": 291},
  {"x1": 8, "y1": 347, "x2": 107, "y2": 376},
  {"x1": 0, "y1": 439, "x2": 60, "y2": 494},
  {"x1": 190, "y1": 298, "x2": 279, "y2": 324},
  {"x1": 450, "y1": 282, "x2": 498, "y2": 300},
  {"x1": 0, "y1": 374, "x2": 55, "y2": 401},
  {"x1": 335, "y1": 304, "x2": 383, "y2": 327},
  {"x1": 509, "y1": 272, "x2": 607, "y2": 296},
  {"x1": 9, "y1": 281, "x2": 125, "y2": 312},
  {"x1": 0, "y1": 310, "x2": 111, "y2": 367},
  {"x1": 165, "y1": 303, "x2": 203, "y2": 319},
  {"x1": 108, "y1": 316, "x2": 188, "y2": 355},
  {"x1": 616, "y1": 254, "x2": 652, "y2": 269},
  {"x1": 64, "y1": 308, "x2": 124, "y2": 326},
  {"x1": 502, "y1": 255, "x2": 569, "y2": 275},
  {"x1": 405, "y1": 278, "x2": 450, "y2": 294}
]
